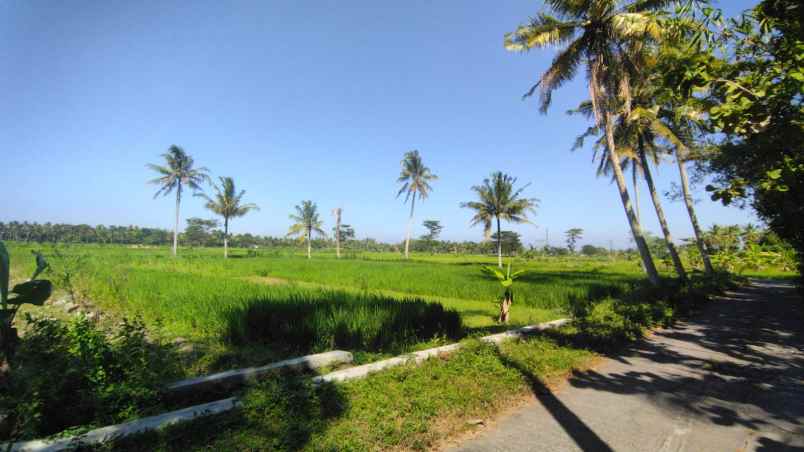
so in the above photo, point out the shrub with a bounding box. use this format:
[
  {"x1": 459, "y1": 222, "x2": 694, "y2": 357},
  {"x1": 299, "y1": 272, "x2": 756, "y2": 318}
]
[
  {"x1": 223, "y1": 293, "x2": 463, "y2": 354},
  {"x1": 567, "y1": 274, "x2": 733, "y2": 349},
  {"x1": 1, "y1": 315, "x2": 180, "y2": 441}
]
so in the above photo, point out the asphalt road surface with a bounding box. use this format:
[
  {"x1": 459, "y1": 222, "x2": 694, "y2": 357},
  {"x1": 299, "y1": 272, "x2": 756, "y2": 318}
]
[{"x1": 449, "y1": 280, "x2": 803, "y2": 452}]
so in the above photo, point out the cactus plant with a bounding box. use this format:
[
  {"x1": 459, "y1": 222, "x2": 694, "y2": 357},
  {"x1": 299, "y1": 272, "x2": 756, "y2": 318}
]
[{"x1": 0, "y1": 241, "x2": 52, "y2": 363}]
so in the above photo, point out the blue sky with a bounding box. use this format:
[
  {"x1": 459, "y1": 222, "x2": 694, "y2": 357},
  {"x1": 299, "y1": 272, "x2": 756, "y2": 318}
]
[{"x1": 1, "y1": 0, "x2": 759, "y2": 248}]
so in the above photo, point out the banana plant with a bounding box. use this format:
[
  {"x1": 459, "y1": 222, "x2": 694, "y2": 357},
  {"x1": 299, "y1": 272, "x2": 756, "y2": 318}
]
[
  {"x1": 1, "y1": 241, "x2": 52, "y2": 363},
  {"x1": 481, "y1": 263, "x2": 526, "y2": 323}
]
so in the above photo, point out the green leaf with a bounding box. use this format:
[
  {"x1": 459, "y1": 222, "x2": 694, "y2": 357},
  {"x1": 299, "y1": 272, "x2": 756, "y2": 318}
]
[
  {"x1": 510, "y1": 270, "x2": 527, "y2": 279},
  {"x1": 766, "y1": 169, "x2": 782, "y2": 180},
  {"x1": 481, "y1": 266, "x2": 505, "y2": 281},
  {"x1": 8, "y1": 280, "x2": 52, "y2": 306}
]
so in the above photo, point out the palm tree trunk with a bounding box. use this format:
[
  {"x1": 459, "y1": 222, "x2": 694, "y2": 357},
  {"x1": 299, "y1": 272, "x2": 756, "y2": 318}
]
[
  {"x1": 334, "y1": 209, "x2": 341, "y2": 259},
  {"x1": 173, "y1": 184, "x2": 181, "y2": 257},
  {"x1": 496, "y1": 216, "x2": 503, "y2": 268},
  {"x1": 223, "y1": 218, "x2": 229, "y2": 259},
  {"x1": 676, "y1": 150, "x2": 714, "y2": 275},
  {"x1": 404, "y1": 196, "x2": 415, "y2": 259},
  {"x1": 640, "y1": 145, "x2": 687, "y2": 281},
  {"x1": 633, "y1": 164, "x2": 645, "y2": 272},
  {"x1": 604, "y1": 111, "x2": 660, "y2": 286},
  {"x1": 633, "y1": 165, "x2": 640, "y2": 223},
  {"x1": 307, "y1": 228, "x2": 312, "y2": 259}
]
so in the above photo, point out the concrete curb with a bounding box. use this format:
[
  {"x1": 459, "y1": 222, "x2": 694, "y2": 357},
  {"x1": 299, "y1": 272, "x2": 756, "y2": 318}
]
[
  {"x1": 166, "y1": 350, "x2": 353, "y2": 395},
  {"x1": 4, "y1": 319, "x2": 570, "y2": 451},
  {"x1": 313, "y1": 318, "x2": 571, "y2": 385},
  {"x1": 6, "y1": 398, "x2": 240, "y2": 452}
]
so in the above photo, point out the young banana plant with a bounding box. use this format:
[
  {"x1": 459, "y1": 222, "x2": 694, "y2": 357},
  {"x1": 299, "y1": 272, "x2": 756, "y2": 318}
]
[
  {"x1": 481, "y1": 262, "x2": 526, "y2": 323},
  {"x1": 0, "y1": 241, "x2": 52, "y2": 363}
]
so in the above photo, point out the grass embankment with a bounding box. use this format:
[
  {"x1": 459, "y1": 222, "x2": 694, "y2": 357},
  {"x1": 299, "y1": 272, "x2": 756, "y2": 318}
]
[
  {"x1": 106, "y1": 274, "x2": 732, "y2": 452},
  {"x1": 108, "y1": 336, "x2": 595, "y2": 452}
]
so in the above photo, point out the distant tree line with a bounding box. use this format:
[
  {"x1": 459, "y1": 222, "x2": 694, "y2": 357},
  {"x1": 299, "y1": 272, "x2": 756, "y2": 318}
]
[{"x1": 0, "y1": 220, "x2": 528, "y2": 258}]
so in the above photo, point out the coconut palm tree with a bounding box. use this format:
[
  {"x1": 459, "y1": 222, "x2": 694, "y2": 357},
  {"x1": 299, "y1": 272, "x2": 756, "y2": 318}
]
[
  {"x1": 200, "y1": 176, "x2": 259, "y2": 258},
  {"x1": 147, "y1": 145, "x2": 210, "y2": 257},
  {"x1": 565, "y1": 228, "x2": 584, "y2": 254},
  {"x1": 287, "y1": 201, "x2": 326, "y2": 259},
  {"x1": 505, "y1": 0, "x2": 667, "y2": 285},
  {"x1": 461, "y1": 172, "x2": 539, "y2": 268},
  {"x1": 631, "y1": 106, "x2": 715, "y2": 275},
  {"x1": 397, "y1": 150, "x2": 437, "y2": 259},
  {"x1": 572, "y1": 98, "x2": 689, "y2": 281}
]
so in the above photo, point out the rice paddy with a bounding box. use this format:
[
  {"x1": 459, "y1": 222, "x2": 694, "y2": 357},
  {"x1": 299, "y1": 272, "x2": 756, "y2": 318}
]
[{"x1": 7, "y1": 242, "x2": 646, "y2": 368}]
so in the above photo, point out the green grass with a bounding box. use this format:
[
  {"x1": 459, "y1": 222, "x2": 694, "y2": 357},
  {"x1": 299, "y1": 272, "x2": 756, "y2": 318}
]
[
  {"x1": 3, "y1": 242, "x2": 760, "y2": 449},
  {"x1": 6, "y1": 242, "x2": 792, "y2": 366},
  {"x1": 130, "y1": 251, "x2": 639, "y2": 310},
  {"x1": 107, "y1": 336, "x2": 595, "y2": 452}
]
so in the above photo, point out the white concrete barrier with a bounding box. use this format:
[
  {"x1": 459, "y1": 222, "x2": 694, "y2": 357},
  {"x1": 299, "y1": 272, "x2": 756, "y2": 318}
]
[
  {"x1": 313, "y1": 318, "x2": 570, "y2": 385},
  {"x1": 4, "y1": 319, "x2": 570, "y2": 451},
  {"x1": 480, "y1": 318, "x2": 572, "y2": 345},
  {"x1": 166, "y1": 350, "x2": 353, "y2": 395},
  {"x1": 6, "y1": 398, "x2": 240, "y2": 452}
]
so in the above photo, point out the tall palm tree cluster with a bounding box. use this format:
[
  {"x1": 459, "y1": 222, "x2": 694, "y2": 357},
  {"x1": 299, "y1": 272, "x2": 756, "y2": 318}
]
[
  {"x1": 148, "y1": 145, "x2": 258, "y2": 258},
  {"x1": 146, "y1": 0, "x2": 721, "y2": 283},
  {"x1": 148, "y1": 145, "x2": 542, "y2": 264},
  {"x1": 504, "y1": 0, "x2": 718, "y2": 285}
]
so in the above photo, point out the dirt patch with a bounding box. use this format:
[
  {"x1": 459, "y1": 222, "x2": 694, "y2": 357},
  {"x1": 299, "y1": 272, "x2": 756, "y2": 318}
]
[{"x1": 243, "y1": 276, "x2": 289, "y2": 286}]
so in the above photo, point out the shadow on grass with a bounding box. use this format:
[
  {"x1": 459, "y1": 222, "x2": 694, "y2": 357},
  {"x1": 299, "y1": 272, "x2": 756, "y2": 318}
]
[
  {"x1": 107, "y1": 378, "x2": 348, "y2": 452},
  {"x1": 223, "y1": 293, "x2": 463, "y2": 357}
]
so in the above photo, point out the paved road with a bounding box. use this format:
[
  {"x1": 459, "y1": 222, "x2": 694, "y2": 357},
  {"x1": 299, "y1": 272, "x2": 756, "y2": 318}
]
[{"x1": 449, "y1": 280, "x2": 804, "y2": 452}]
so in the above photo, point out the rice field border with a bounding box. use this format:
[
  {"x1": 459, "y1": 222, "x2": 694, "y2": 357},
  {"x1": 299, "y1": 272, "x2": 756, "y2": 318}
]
[{"x1": 3, "y1": 318, "x2": 570, "y2": 452}]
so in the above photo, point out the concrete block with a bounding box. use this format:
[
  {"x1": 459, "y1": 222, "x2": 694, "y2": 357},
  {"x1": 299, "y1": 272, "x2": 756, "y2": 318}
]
[
  {"x1": 167, "y1": 350, "x2": 353, "y2": 394},
  {"x1": 5, "y1": 398, "x2": 240, "y2": 452}
]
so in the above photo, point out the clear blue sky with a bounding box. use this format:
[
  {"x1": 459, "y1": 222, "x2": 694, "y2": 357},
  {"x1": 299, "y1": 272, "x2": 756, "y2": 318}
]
[{"x1": 1, "y1": 0, "x2": 759, "y2": 248}]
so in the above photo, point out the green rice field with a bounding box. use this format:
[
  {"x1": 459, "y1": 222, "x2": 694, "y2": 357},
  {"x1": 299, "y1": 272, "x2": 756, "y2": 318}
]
[{"x1": 7, "y1": 242, "x2": 791, "y2": 373}]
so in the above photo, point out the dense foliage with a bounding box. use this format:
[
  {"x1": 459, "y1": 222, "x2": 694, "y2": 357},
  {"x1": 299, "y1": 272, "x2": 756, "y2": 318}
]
[
  {"x1": 657, "y1": 0, "x2": 803, "y2": 278},
  {"x1": 1, "y1": 316, "x2": 178, "y2": 441}
]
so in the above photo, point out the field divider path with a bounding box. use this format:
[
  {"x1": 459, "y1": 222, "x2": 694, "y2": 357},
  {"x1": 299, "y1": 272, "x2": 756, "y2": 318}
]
[{"x1": 4, "y1": 318, "x2": 570, "y2": 452}]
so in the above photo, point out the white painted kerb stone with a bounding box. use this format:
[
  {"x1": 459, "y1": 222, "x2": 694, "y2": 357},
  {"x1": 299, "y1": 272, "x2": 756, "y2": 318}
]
[
  {"x1": 313, "y1": 318, "x2": 571, "y2": 385},
  {"x1": 481, "y1": 318, "x2": 571, "y2": 344},
  {"x1": 4, "y1": 319, "x2": 570, "y2": 451},
  {"x1": 166, "y1": 350, "x2": 353, "y2": 394},
  {"x1": 6, "y1": 397, "x2": 240, "y2": 452}
]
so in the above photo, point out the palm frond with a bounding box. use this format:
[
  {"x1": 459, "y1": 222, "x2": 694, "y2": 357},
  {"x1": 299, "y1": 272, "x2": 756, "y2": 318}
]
[
  {"x1": 533, "y1": 34, "x2": 588, "y2": 112},
  {"x1": 504, "y1": 14, "x2": 580, "y2": 51}
]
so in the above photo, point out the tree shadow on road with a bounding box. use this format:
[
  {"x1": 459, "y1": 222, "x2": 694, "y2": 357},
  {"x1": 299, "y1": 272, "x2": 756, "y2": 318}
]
[
  {"x1": 492, "y1": 346, "x2": 614, "y2": 452},
  {"x1": 563, "y1": 281, "x2": 804, "y2": 447}
]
